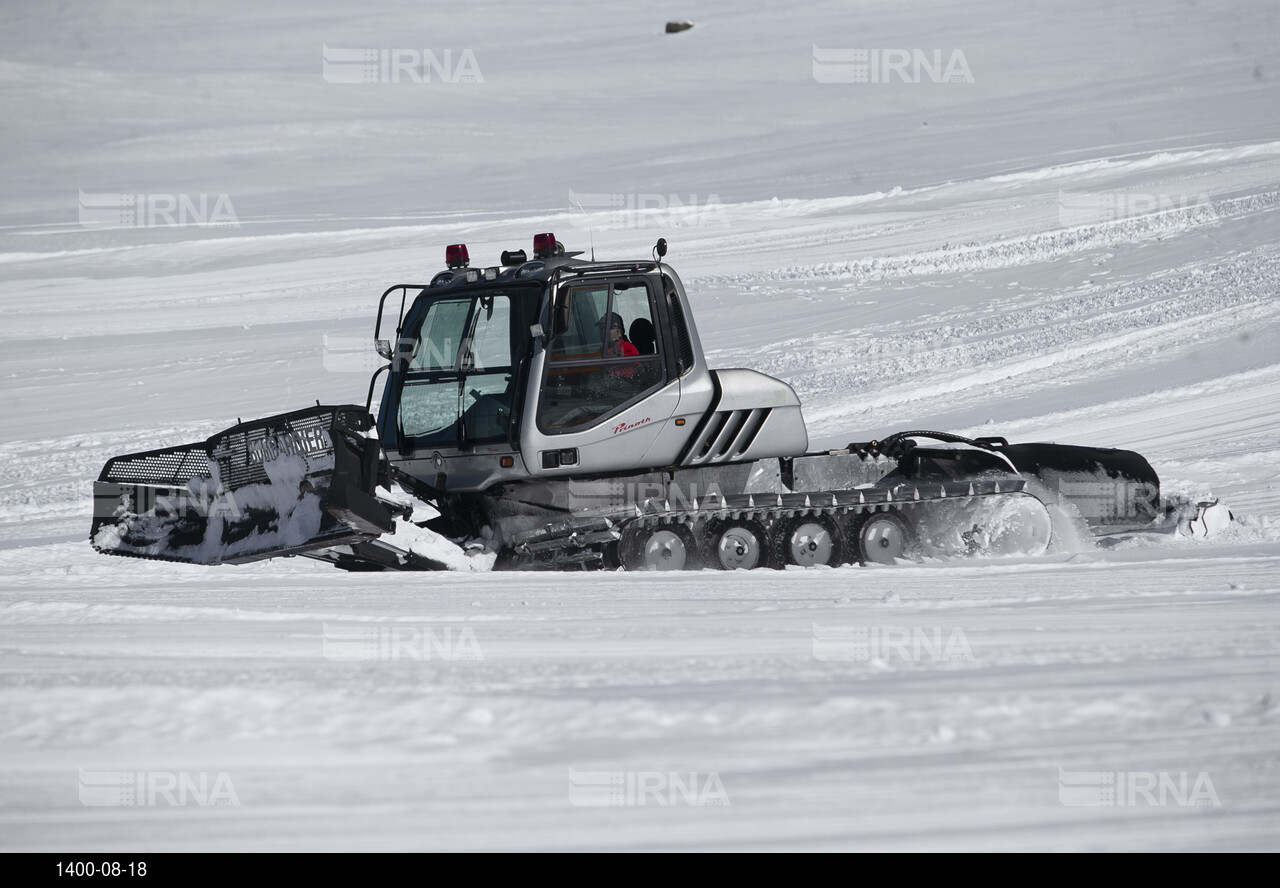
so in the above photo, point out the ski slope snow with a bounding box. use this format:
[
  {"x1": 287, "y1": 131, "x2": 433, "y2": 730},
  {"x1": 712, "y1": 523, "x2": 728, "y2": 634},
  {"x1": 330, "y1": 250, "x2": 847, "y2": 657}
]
[{"x1": 1, "y1": 0, "x2": 1279, "y2": 852}]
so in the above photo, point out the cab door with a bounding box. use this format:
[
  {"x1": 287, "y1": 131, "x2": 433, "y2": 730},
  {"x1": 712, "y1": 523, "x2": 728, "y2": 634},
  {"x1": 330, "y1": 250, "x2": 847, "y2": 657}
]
[{"x1": 522, "y1": 275, "x2": 682, "y2": 475}]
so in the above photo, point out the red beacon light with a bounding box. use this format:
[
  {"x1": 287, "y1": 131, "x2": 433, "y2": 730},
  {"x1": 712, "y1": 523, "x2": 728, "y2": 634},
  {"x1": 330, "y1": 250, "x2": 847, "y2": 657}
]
[
  {"x1": 532, "y1": 232, "x2": 560, "y2": 259},
  {"x1": 445, "y1": 243, "x2": 470, "y2": 269}
]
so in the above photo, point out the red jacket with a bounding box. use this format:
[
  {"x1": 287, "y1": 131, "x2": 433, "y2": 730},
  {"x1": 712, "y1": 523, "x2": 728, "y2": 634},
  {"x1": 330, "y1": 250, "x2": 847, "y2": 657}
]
[
  {"x1": 607, "y1": 338, "x2": 639, "y2": 378},
  {"x1": 607, "y1": 339, "x2": 638, "y2": 359}
]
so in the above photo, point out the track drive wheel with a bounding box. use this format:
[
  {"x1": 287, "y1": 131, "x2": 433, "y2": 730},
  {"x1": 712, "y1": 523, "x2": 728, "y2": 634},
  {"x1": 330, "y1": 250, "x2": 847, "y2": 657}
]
[
  {"x1": 619, "y1": 522, "x2": 701, "y2": 571},
  {"x1": 773, "y1": 515, "x2": 846, "y2": 568},
  {"x1": 703, "y1": 519, "x2": 775, "y2": 570},
  {"x1": 854, "y1": 510, "x2": 914, "y2": 565}
]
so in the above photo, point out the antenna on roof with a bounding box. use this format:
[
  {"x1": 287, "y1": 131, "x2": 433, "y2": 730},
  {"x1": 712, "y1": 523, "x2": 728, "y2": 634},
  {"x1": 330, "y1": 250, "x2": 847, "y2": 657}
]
[{"x1": 572, "y1": 197, "x2": 594, "y2": 261}]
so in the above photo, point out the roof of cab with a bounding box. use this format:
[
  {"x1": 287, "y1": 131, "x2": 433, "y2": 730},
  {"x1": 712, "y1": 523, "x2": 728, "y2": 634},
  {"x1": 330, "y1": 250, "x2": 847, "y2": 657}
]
[{"x1": 427, "y1": 254, "x2": 663, "y2": 289}]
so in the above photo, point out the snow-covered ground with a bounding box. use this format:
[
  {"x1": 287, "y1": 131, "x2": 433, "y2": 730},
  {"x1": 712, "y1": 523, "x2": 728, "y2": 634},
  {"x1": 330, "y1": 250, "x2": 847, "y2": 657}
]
[{"x1": 2, "y1": 0, "x2": 1278, "y2": 851}]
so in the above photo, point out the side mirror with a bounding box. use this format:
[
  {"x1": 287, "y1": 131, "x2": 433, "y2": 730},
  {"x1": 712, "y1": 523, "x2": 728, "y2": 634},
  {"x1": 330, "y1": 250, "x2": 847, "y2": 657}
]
[
  {"x1": 654, "y1": 237, "x2": 668, "y2": 259},
  {"x1": 375, "y1": 339, "x2": 394, "y2": 361}
]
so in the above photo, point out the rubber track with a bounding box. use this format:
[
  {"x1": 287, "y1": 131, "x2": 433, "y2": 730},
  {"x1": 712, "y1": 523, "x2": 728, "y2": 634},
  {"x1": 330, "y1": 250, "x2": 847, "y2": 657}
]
[{"x1": 512, "y1": 478, "x2": 1030, "y2": 568}]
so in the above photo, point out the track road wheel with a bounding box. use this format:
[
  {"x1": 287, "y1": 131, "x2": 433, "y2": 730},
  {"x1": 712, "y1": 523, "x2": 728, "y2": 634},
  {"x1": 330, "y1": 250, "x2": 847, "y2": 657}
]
[
  {"x1": 703, "y1": 519, "x2": 774, "y2": 570},
  {"x1": 619, "y1": 522, "x2": 700, "y2": 571},
  {"x1": 855, "y1": 511, "x2": 913, "y2": 565},
  {"x1": 774, "y1": 515, "x2": 845, "y2": 568}
]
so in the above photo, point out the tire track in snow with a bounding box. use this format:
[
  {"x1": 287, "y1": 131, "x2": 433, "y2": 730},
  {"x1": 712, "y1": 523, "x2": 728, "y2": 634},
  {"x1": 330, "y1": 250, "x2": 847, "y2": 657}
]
[
  {"x1": 699, "y1": 191, "x2": 1280, "y2": 289},
  {"x1": 771, "y1": 246, "x2": 1280, "y2": 428}
]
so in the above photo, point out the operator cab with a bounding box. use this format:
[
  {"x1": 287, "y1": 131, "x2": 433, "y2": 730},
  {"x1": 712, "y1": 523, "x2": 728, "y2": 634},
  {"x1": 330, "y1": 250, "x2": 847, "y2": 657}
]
[{"x1": 372, "y1": 234, "x2": 806, "y2": 495}]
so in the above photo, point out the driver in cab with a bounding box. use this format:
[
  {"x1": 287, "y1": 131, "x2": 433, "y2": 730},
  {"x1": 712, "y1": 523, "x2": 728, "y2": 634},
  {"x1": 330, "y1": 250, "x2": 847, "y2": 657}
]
[
  {"x1": 600, "y1": 312, "x2": 638, "y2": 359},
  {"x1": 599, "y1": 311, "x2": 638, "y2": 380}
]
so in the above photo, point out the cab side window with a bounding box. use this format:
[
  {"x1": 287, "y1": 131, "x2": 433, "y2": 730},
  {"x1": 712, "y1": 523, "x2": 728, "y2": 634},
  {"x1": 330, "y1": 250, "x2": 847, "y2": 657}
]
[
  {"x1": 548, "y1": 285, "x2": 609, "y2": 361},
  {"x1": 613, "y1": 283, "x2": 656, "y2": 355},
  {"x1": 539, "y1": 279, "x2": 665, "y2": 431}
]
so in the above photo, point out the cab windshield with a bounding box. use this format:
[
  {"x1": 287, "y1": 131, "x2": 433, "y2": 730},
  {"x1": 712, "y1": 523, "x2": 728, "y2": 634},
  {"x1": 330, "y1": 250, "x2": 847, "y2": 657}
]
[{"x1": 392, "y1": 286, "x2": 539, "y2": 448}]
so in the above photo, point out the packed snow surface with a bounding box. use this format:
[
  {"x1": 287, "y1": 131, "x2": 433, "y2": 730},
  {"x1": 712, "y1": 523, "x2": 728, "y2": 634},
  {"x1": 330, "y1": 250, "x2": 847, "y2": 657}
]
[{"x1": 1, "y1": 0, "x2": 1278, "y2": 851}]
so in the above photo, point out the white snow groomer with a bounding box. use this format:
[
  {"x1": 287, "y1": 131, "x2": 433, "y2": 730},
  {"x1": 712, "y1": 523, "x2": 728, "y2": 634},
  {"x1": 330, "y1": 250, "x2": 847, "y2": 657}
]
[{"x1": 91, "y1": 235, "x2": 1231, "y2": 571}]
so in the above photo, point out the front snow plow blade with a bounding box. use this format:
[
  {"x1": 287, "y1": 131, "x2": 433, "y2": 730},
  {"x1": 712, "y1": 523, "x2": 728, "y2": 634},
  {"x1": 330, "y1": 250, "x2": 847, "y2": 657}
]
[{"x1": 91, "y1": 405, "x2": 398, "y2": 565}]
